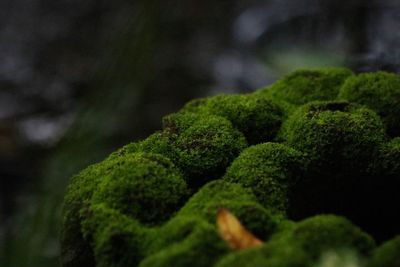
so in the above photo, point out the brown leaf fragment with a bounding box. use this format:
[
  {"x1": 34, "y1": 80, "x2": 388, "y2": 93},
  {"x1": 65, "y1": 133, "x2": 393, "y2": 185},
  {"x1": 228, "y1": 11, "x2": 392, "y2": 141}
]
[{"x1": 217, "y1": 208, "x2": 263, "y2": 250}]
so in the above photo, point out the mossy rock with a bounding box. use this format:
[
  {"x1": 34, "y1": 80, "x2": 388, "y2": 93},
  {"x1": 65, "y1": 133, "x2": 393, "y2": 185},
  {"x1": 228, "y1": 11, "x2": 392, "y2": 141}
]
[{"x1": 61, "y1": 68, "x2": 400, "y2": 267}]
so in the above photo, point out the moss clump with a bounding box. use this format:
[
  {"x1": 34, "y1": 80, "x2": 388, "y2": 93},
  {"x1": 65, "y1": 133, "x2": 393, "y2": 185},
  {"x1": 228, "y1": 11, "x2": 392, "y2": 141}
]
[
  {"x1": 216, "y1": 215, "x2": 375, "y2": 267},
  {"x1": 163, "y1": 113, "x2": 247, "y2": 187},
  {"x1": 369, "y1": 236, "x2": 400, "y2": 267},
  {"x1": 216, "y1": 215, "x2": 374, "y2": 267},
  {"x1": 367, "y1": 138, "x2": 400, "y2": 241},
  {"x1": 286, "y1": 215, "x2": 375, "y2": 258},
  {"x1": 60, "y1": 158, "x2": 130, "y2": 267},
  {"x1": 181, "y1": 94, "x2": 284, "y2": 144},
  {"x1": 280, "y1": 101, "x2": 385, "y2": 169},
  {"x1": 139, "y1": 220, "x2": 228, "y2": 267},
  {"x1": 379, "y1": 137, "x2": 400, "y2": 176},
  {"x1": 263, "y1": 68, "x2": 353, "y2": 108},
  {"x1": 224, "y1": 143, "x2": 304, "y2": 213},
  {"x1": 107, "y1": 131, "x2": 174, "y2": 162},
  {"x1": 61, "y1": 68, "x2": 400, "y2": 267},
  {"x1": 80, "y1": 204, "x2": 149, "y2": 267},
  {"x1": 338, "y1": 71, "x2": 400, "y2": 136},
  {"x1": 177, "y1": 180, "x2": 282, "y2": 240},
  {"x1": 91, "y1": 152, "x2": 188, "y2": 225},
  {"x1": 280, "y1": 101, "x2": 386, "y2": 231}
]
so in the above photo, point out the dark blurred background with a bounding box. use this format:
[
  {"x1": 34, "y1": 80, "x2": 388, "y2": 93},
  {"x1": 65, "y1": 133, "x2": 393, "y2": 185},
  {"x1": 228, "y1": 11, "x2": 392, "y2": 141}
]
[{"x1": 0, "y1": 0, "x2": 399, "y2": 266}]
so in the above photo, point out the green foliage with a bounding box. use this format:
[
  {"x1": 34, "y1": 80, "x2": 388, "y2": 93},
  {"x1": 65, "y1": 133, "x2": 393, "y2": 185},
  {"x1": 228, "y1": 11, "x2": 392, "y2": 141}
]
[
  {"x1": 339, "y1": 71, "x2": 400, "y2": 136},
  {"x1": 61, "y1": 68, "x2": 400, "y2": 267},
  {"x1": 224, "y1": 142, "x2": 304, "y2": 213}
]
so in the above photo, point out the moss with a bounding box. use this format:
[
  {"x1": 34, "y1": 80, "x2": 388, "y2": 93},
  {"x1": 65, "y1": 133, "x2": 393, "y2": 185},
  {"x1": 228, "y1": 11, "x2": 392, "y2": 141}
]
[
  {"x1": 224, "y1": 142, "x2": 304, "y2": 213},
  {"x1": 262, "y1": 215, "x2": 375, "y2": 266},
  {"x1": 107, "y1": 131, "x2": 174, "y2": 161},
  {"x1": 338, "y1": 71, "x2": 400, "y2": 136},
  {"x1": 139, "y1": 220, "x2": 228, "y2": 267},
  {"x1": 216, "y1": 215, "x2": 374, "y2": 267},
  {"x1": 180, "y1": 93, "x2": 284, "y2": 144},
  {"x1": 163, "y1": 113, "x2": 248, "y2": 188},
  {"x1": 60, "y1": 69, "x2": 400, "y2": 267},
  {"x1": 263, "y1": 68, "x2": 353, "y2": 107},
  {"x1": 287, "y1": 215, "x2": 375, "y2": 258},
  {"x1": 60, "y1": 158, "x2": 128, "y2": 267},
  {"x1": 177, "y1": 180, "x2": 257, "y2": 217},
  {"x1": 91, "y1": 152, "x2": 188, "y2": 225},
  {"x1": 80, "y1": 204, "x2": 149, "y2": 267},
  {"x1": 379, "y1": 137, "x2": 400, "y2": 176},
  {"x1": 280, "y1": 101, "x2": 385, "y2": 168},
  {"x1": 369, "y1": 236, "x2": 400, "y2": 267},
  {"x1": 280, "y1": 101, "x2": 386, "y2": 226},
  {"x1": 367, "y1": 138, "x2": 400, "y2": 241},
  {"x1": 178, "y1": 180, "x2": 282, "y2": 240}
]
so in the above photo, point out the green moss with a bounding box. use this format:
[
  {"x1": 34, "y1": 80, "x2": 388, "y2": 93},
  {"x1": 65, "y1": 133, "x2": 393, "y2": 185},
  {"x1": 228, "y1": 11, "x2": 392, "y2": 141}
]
[
  {"x1": 80, "y1": 204, "x2": 149, "y2": 267},
  {"x1": 107, "y1": 131, "x2": 174, "y2": 161},
  {"x1": 338, "y1": 71, "x2": 400, "y2": 136},
  {"x1": 287, "y1": 215, "x2": 375, "y2": 258},
  {"x1": 91, "y1": 152, "x2": 188, "y2": 225},
  {"x1": 177, "y1": 180, "x2": 257, "y2": 216},
  {"x1": 280, "y1": 101, "x2": 385, "y2": 169},
  {"x1": 263, "y1": 68, "x2": 353, "y2": 107},
  {"x1": 178, "y1": 180, "x2": 282, "y2": 240},
  {"x1": 367, "y1": 138, "x2": 400, "y2": 241},
  {"x1": 379, "y1": 137, "x2": 400, "y2": 176},
  {"x1": 369, "y1": 236, "x2": 400, "y2": 267},
  {"x1": 280, "y1": 101, "x2": 386, "y2": 225},
  {"x1": 216, "y1": 215, "x2": 374, "y2": 267},
  {"x1": 163, "y1": 113, "x2": 248, "y2": 188},
  {"x1": 60, "y1": 158, "x2": 130, "y2": 267},
  {"x1": 60, "y1": 69, "x2": 400, "y2": 267},
  {"x1": 224, "y1": 142, "x2": 304, "y2": 213},
  {"x1": 181, "y1": 93, "x2": 284, "y2": 144},
  {"x1": 139, "y1": 220, "x2": 228, "y2": 267}
]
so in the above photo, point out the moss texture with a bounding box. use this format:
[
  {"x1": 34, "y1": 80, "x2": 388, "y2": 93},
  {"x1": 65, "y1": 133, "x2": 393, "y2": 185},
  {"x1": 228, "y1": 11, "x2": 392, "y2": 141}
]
[
  {"x1": 262, "y1": 68, "x2": 353, "y2": 109},
  {"x1": 338, "y1": 71, "x2": 400, "y2": 136},
  {"x1": 224, "y1": 142, "x2": 304, "y2": 213},
  {"x1": 369, "y1": 236, "x2": 400, "y2": 267},
  {"x1": 61, "y1": 68, "x2": 400, "y2": 267},
  {"x1": 181, "y1": 93, "x2": 284, "y2": 144},
  {"x1": 215, "y1": 214, "x2": 375, "y2": 267}
]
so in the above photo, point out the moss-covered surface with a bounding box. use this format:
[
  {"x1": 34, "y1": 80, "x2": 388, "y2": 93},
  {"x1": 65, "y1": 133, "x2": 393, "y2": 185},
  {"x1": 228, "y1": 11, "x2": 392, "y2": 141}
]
[
  {"x1": 338, "y1": 71, "x2": 400, "y2": 136},
  {"x1": 60, "y1": 68, "x2": 400, "y2": 267}
]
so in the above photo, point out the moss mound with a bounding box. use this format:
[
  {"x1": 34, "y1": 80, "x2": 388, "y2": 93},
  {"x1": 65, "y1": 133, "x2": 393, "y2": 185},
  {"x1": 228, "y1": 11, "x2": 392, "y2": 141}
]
[
  {"x1": 261, "y1": 68, "x2": 353, "y2": 110},
  {"x1": 181, "y1": 93, "x2": 284, "y2": 144},
  {"x1": 339, "y1": 71, "x2": 400, "y2": 137},
  {"x1": 369, "y1": 236, "x2": 400, "y2": 267},
  {"x1": 216, "y1": 214, "x2": 375, "y2": 267},
  {"x1": 61, "y1": 68, "x2": 400, "y2": 267}
]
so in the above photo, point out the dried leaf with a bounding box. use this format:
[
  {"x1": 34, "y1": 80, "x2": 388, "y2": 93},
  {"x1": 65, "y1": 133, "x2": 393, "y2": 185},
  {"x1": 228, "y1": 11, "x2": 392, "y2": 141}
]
[{"x1": 217, "y1": 208, "x2": 263, "y2": 250}]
